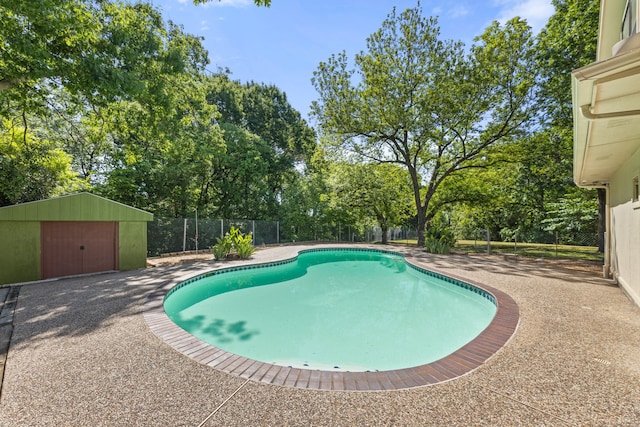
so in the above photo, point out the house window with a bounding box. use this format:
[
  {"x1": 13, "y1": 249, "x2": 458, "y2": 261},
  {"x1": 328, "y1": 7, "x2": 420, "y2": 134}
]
[
  {"x1": 622, "y1": 0, "x2": 638, "y2": 40},
  {"x1": 633, "y1": 176, "x2": 640, "y2": 203}
]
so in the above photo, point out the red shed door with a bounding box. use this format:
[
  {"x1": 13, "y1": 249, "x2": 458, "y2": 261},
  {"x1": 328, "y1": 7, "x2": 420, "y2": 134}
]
[{"x1": 41, "y1": 222, "x2": 118, "y2": 279}]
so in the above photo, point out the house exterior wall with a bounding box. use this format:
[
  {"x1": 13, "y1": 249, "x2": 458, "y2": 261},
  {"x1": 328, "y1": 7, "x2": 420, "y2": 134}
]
[
  {"x1": 0, "y1": 221, "x2": 41, "y2": 285},
  {"x1": 118, "y1": 221, "x2": 148, "y2": 271},
  {"x1": 609, "y1": 145, "x2": 640, "y2": 306}
]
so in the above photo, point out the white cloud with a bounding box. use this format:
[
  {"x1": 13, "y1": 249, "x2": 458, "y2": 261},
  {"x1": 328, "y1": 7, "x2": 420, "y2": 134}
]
[
  {"x1": 496, "y1": 0, "x2": 554, "y2": 33},
  {"x1": 184, "y1": 0, "x2": 252, "y2": 8},
  {"x1": 209, "y1": 0, "x2": 253, "y2": 7},
  {"x1": 448, "y1": 5, "x2": 470, "y2": 18}
]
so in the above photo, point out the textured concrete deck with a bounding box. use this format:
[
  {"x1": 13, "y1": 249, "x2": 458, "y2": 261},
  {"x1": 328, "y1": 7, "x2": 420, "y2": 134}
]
[{"x1": 0, "y1": 244, "x2": 639, "y2": 426}]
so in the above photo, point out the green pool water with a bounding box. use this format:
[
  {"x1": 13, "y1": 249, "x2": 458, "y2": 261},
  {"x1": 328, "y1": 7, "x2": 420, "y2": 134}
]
[{"x1": 164, "y1": 249, "x2": 496, "y2": 372}]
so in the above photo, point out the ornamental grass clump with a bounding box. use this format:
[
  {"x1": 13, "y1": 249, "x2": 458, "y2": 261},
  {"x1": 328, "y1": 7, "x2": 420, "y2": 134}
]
[
  {"x1": 211, "y1": 226, "x2": 255, "y2": 260},
  {"x1": 424, "y1": 227, "x2": 456, "y2": 254}
]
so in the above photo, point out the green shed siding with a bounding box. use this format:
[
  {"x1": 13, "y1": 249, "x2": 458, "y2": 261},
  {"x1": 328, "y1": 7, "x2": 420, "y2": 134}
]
[
  {"x1": 0, "y1": 221, "x2": 41, "y2": 284},
  {"x1": 0, "y1": 193, "x2": 152, "y2": 285},
  {"x1": 118, "y1": 222, "x2": 148, "y2": 271},
  {"x1": 0, "y1": 193, "x2": 152, "y2": 222}
]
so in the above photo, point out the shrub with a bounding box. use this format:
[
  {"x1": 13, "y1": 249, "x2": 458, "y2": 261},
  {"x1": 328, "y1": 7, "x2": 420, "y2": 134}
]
[
  {"x1": 211, "y1": 236, "x2": 232, "y2": 260},
  {"x1": 235, "y1": 239, "x2": 256, "y2": 259},
  {"x1": 424, "y1": 226, "x2": 456, "y2": 254},
  {"x1": 211, "y1": 226, "x2": 255, "y2": 260}
]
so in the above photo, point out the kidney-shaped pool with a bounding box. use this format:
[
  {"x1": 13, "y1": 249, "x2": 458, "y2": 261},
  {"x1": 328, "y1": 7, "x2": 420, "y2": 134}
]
[
  {"x1": 164, "y1": 248, "x2": 499, "y2": 372},
  {"x1": 144, "y1": 248, "x2": 519, "y2": 390},
  {"x1": 147, "y1": 248, "x2": 519, "y2": 390}
]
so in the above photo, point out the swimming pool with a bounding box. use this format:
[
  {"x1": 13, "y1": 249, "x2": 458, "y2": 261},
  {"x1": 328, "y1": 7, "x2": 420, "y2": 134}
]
[
  {"x1": 162, "y1": 248, "x2": 505, "y2": 374},
  {"x1": 145, "y1": 246, "x2": 519, "y2": 390}
]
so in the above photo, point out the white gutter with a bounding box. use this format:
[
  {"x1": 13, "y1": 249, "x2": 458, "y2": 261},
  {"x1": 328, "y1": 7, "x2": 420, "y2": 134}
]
[{"x1": 580, "y1": 104, "x2": 640, "y2": 120}]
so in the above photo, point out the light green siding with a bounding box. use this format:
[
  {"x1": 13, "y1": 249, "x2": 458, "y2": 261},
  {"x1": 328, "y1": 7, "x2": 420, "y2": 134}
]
[
  {"x1": 118, "y1": 222, "x2": 148, "y2": 271},
  {"x1": 0, "y1": 193, "x2": 153, "y2": 222},
  {"x1": 0, "y1": 221, "x2": 40, "y2": 284},
  {"x1": 0, "y1": 193, "x2": 152, "y2": 285}
]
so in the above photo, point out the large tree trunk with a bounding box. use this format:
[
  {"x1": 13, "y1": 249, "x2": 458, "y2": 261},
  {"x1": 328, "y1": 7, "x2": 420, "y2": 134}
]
[
  {"x1": 597, "y1": 188, "x2": 606, "y2": 253},
  {"x1": 380, "y1": 225, "x2": 389, "y2": 244},
  {"x1": 416, "y1": 208, "x2": 427, "y2": 247}
]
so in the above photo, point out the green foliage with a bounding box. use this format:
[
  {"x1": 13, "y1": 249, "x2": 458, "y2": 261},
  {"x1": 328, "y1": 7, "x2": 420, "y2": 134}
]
[
  {"x1": 277, "y1": 164, "x2": 332, "y2": 242},
  {"x1": 234, "y1": 237, "x2": 256, "y2": 259},
  {"x1": 424, "y1": 227, "x2": 456, "y2": 255},
  {"x1": 542, "y1": 189, "x2": 598, "y2": 245},
  {"x1": 446, "y1": 0, "x2": 601, "y2": 246},
  {"x1": 0, "y1": 121, "x2": 86, "y2": 206},
  {"x1": 327, "y1": 162, "x2": 414, "y2": 244},
  {"x1": 537, "y1": 0, "x2": 600, "y2": 127},
  {"x1": 204, "y1": 74, "x2": 317, "y2": 219},
  {"x1": 211, "y1": 227, "x2": 255, "y2": 260},
  {"x1": 456, "y1": 240, "x2": 603, "y2": 262},
  {"x1": 312, "y1": 4, "x2": 538, "y2": 246},
  {"x1": 211, "y1": 236, "x2": 232, "y2": 260}
]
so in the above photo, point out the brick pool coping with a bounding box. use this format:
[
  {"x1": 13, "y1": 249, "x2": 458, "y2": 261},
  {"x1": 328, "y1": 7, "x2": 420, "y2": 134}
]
[{"x1": 142, "y1": 251, "x2": 519, "y2": 391}]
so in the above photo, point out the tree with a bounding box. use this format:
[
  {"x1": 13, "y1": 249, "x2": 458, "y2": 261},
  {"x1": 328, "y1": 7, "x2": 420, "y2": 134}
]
[
  {"x1": 0, "y1": 120, "x2": 85, "y2": 205},
  {"x1": 98, "y1": 72, "x2": 225, "y2": 217},
  {"x1": 205, "y1": 123, "x2": 272, "y2": 219},
  {"x1": 0, "y1": 0, "x2": 98, "y2": 91},
  {"x1": 205, "y1": 73, "x2": 317, "y2": 219},
  {"x1": 537, "y1": 0, "x2": 600, "y2": 128},
  {"x1": 312, "y1": 5, "x2": 538, "y2": 246},
  {"x1": 0, "y1": 1, "x2": 206, "y2": 102},
  {"x1": 536, "y1": 0, "x2": 603, "y2": 250},
  {"x1": 328, "y1": 163, "x2": 414, "y2": 244}
]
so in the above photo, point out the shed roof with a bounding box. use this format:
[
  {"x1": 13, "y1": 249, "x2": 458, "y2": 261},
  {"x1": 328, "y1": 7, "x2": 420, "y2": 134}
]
[{"x1": 0, "y1": 193, "x2": 153, "y2": 222}]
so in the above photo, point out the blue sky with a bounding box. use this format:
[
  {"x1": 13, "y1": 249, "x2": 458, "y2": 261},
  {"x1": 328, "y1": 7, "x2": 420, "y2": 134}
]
[{"x1": 151, "y1": 0, "x2": 554, "y2": 120}]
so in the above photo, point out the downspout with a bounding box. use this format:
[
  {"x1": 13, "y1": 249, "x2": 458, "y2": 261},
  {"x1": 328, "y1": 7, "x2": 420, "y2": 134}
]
[
  {"x1": 604, "y1": 183, "x2": 611, "y2": 280},
  {"x1": 583, "y1": 183, "x2": 611, "y2": 280}
]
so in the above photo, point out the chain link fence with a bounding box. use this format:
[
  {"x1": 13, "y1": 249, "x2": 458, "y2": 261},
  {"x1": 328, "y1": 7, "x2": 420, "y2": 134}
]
[
  {"x1": 148, "y1": 219, "x2": 399, "y2": 256},
  {"x1": 147, "y1": 218, "x2": 280, "y2": 256},
  {"x1": 383, "y1": 226, "x2": 602, "y2": 261},
  {"x1": 148, "y1": 219, "x2": 602, "y2": 262}
]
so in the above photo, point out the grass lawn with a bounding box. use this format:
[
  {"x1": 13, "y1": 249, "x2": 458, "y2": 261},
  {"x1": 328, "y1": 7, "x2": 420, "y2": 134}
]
[{"x1": 391, "y1": 239, "x2": 604, "y2": 262}]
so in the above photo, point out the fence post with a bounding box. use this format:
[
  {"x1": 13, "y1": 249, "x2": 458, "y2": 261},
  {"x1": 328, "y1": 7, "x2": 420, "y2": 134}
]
[
  {"x1": 486, "y1": 229, "x2": 491, "y2": 254},
  {"x1": 195, "y1": 209, "x2": 198, "y2": 254},
  {"x1": 555, "y1": 231, "x2": 558, "y2": 257},
  {"x1": 183, "y1": 218, "x2": 187, "y2": 252},
  {"x1": 514, "y1": 232, "x2": 517, "y2": 255},
  {"x1": 276, "y1": 221, "x2": 280, "y2": 244},
  {"x1": 252, "y1": 220, "x2": 256, "y2": 243}
]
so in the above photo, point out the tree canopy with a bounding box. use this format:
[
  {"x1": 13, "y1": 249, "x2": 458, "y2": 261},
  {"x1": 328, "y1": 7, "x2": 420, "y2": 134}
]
[
  {"x1": 312, "y1": 5, "x2": 539, "y2": 245},
  {"x1": 0, "y1": 0, "x2": 315, "y2": 221},
  {"x1": 0, "y1": 0, "x2": 602, "y2": 251}
]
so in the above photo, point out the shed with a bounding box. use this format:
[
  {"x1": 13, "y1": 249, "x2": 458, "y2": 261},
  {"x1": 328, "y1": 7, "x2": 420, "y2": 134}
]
[{"x1": 0, "y1": 193, "x2": 153, "y2": 285}]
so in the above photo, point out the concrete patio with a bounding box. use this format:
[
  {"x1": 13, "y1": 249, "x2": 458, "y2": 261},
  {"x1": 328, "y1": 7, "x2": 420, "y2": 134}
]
[{"x1": 0, "y1": 244, "x2": 639, "y2": 426}]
